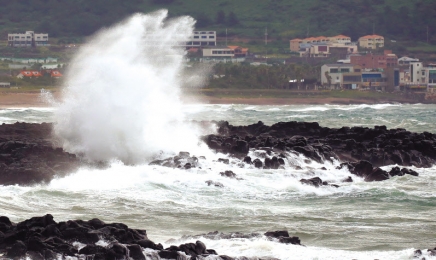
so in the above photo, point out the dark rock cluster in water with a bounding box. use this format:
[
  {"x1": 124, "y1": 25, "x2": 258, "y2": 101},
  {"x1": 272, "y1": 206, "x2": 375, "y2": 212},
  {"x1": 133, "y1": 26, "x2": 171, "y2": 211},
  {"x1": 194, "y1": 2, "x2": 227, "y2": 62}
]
[
  {"x1": 203, "y1": 120, "x2": 436, "y2": 168},
  {"x1": 0, "y1": 121, "x2": 433, "y2": 187},
  {"x1": 0, "y1": 214, "x2": 297, "y2": 260},
  {"x1": 198, "y1": 120, "x2": 433, "y2": 185},
  {"x1": 0, "y1": 122, "x2": 79, "y2": 185}
]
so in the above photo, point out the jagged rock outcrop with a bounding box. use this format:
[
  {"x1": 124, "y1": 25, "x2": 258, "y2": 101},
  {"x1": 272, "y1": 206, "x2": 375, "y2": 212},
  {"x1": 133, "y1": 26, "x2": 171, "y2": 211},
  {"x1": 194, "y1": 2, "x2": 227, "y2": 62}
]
[
  {"x1": 0, "y1": 122, "x2": 80, "y2": 185},
  {"x1": 202, "y1": 120, "x2": 436, "y2": 168}
]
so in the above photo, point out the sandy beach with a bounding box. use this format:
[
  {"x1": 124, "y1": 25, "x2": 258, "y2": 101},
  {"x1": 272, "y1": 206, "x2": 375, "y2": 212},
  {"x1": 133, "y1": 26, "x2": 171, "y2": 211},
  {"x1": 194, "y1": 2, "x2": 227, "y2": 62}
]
[
  {"x1": 0, "y1": 90, "x2": 423, "y2": 108},
  {"x1": 0, "y1": 92, "x2": 56, "y2": 108}
]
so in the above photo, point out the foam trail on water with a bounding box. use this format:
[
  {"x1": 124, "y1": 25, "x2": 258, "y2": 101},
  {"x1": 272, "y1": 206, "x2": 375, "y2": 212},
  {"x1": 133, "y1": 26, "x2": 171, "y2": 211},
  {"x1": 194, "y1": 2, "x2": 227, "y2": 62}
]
[{"x1": 54, "y1": 10, "x2": 205, "y2": 163}]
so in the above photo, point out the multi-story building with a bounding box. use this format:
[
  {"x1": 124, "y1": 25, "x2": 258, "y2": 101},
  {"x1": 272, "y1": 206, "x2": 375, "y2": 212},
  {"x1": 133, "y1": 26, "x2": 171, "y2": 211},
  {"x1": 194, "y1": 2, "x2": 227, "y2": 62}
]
[
  {"x1": 350, "y1": 50, "x2": 397, "y2": 70},
  {"x1": 409, "y1": 62, "x2": 424, "y2": 84},
  {"x1": 399, "y1": 62, "x2": 436, "y2": 92},
  {"x1": 358, "y1": 35, "x2": 384, "y2": 49},
  {"x1": 328, "y1": 35, "x2": 351, "y2": 44},
  {"x1": 289, "y1": 38, "x2": 303, "y2": 52},
  {"x1": 185, "y1": 31, "x2": 216, "y2": 48},
  {"x1": 321, "y1": 64, "x2": 397, "y2": 90},
  {"x1": 398, "y1": 56, "x2": 419, "y2": 66},
  {"x1": 290, "y1": 35, "x2": 357, "y2": 57},
  {"x1": 321, "y1": 64, "x2": 362, "y2": 89},
  {"x1": 422, "y1": 65, "x2": 436, "y2": 90},
  {"x1": 361, "y1": 71, "x2": 387, "y2": 90},
  {"x1": 8, "y1": 31, "x2": 49, "y2": 47}
]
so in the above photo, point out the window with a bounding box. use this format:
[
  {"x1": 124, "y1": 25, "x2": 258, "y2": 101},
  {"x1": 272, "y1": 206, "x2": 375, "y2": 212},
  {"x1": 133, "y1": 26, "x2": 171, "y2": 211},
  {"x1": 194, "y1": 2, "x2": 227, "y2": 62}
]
[
  {"x1": 318, "y1": 46, "x2": 328, "y2": 52},
  {"x1": 201, "y1": 36, "x2": 207, "y2": 39},
  {"x1": 344, "y1": 75, "x2": 361, "y2": 82},
  {"x1": 340, "y1": 68, "x2": 350, "y2": 73},
  {"x1": 330, "y1": 68, "x2": 339, "y2": 73},
  {"x1": 194, "y1": 36, "x2": 199, "y2": 39},
  {"x1": 209, "y1": 36, "x2": 215, "y2": 39}
]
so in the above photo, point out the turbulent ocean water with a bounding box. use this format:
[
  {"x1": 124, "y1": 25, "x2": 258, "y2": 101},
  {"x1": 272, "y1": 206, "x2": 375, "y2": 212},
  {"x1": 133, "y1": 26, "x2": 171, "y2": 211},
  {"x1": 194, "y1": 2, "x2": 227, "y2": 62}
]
[
  {"x1": 1, "y1": 10, "x2": 435, "y2": 260},
  {"x1": 1, "y1": 103, "x2": 436, "y2": 260}
]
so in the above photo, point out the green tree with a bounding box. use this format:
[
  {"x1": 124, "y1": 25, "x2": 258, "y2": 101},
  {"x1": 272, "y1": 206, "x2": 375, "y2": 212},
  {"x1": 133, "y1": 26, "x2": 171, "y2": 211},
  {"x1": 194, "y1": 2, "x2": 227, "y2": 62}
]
[
  {"x1": 227, "y1": 11, "x2": 239, "y2": 26},
  {"x1": 195, "y1": 12, "x2": 212, "y2": 27},
  {"x1": 216, "y1": 10, "x2": 226, "y2": 24},
  {"x1": 325, "y1": 71, "x2": 332, "y2": 89}
]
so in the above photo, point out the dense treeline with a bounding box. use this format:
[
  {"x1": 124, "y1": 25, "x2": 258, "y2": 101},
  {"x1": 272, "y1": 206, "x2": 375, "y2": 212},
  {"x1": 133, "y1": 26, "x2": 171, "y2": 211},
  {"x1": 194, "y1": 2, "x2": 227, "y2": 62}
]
[{"x1": 0, "y1": 0, "x2": 435, "y2": 43}]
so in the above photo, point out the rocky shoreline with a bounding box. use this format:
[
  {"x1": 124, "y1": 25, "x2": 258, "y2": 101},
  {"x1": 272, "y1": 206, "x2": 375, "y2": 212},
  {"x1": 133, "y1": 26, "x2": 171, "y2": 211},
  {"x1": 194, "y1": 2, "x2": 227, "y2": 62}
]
[
  {"x1": 3, "y1": 120, "x2": 436, "y2": 186},
  {"x1": 0, "y1": 214, "x2": 301, "y2": 259},
  {"x1": 1, "y1": 121, "x2": 436, "y2": 258}
]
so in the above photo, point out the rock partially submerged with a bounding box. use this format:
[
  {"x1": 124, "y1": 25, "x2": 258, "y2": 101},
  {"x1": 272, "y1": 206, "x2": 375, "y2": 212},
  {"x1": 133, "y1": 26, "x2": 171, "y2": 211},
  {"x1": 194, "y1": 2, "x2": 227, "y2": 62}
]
[
  {"x1": 0, "y1": 215, "x2": 301, "y2": 260},
  {"x1": 0, "y1": 122, "x2": 80, "y2": 185},
  {"x1": 0, "y1": 121, "x2": 431, "y2": 187},
  {"x1": 203, "y1": 121, "x2": 436, "y2": 168}
]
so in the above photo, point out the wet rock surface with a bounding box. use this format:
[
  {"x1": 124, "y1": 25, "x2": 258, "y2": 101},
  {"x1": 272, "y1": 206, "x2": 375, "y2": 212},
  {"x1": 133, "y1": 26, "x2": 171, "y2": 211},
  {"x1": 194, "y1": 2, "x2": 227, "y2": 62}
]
[
  {"x1": 0, "y1": 215, "x2": 300, "y2": 260},
  {"x1": 202, "y1": 120, "x2": 436, "y2": 168},
  {"x1": 0, "y1": 122, "x2": 80, "y2": 185},
  {"x1": 1, "y1": 121, "x2": 430, "y2": 187}
]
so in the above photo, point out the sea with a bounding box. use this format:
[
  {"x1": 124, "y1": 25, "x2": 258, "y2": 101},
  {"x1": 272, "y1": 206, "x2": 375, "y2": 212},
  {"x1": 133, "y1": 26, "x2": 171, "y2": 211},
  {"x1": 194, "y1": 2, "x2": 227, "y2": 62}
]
[{"x1": 0, "y1": 103, "x2": 435, "y2": 260}]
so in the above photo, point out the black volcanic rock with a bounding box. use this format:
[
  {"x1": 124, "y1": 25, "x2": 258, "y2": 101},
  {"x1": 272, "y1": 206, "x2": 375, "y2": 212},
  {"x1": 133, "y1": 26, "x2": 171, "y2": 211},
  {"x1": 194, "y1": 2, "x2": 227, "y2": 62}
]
[
  {"x1": 0, "y1": 215, "x2": 223, "y2": 260},
  {"x1": 0, "y1": 122, "x2": 80, "y2": 186},
  {"x1": 203, "y1": 121, "x2": 436, "y2": 169}
]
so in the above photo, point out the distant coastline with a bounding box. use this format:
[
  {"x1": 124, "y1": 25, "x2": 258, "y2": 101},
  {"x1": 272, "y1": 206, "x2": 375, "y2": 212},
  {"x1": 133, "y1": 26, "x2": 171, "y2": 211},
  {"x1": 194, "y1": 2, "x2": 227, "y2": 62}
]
[{"x1": 0, "y1": 88, "x2": 432, "y2": 108}]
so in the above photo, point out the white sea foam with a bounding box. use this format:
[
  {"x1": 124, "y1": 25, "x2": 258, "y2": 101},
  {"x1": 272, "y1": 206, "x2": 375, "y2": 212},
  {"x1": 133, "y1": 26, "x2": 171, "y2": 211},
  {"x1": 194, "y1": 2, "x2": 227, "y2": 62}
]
[{"x1": 53, "y1": 10, "x2": 207, "y2": 164}]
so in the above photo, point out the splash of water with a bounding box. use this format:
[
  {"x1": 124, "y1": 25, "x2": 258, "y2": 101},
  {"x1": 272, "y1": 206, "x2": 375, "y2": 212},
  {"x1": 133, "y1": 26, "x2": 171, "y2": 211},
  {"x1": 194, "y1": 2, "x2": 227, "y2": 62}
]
[{"x1": 54, "y1": 10, "x2": 205, "y2": 163}]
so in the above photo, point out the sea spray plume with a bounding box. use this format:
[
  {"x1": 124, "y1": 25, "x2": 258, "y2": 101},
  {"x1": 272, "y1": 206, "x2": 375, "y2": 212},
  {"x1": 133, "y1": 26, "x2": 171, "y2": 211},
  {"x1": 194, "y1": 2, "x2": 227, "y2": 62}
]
[{"x1": 54, "y1": 10, "x2": 205, "y2": 164}]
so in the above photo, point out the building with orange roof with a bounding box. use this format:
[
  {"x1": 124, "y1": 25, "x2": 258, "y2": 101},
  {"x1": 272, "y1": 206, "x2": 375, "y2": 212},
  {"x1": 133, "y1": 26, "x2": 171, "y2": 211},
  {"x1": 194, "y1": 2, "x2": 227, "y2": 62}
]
[
  {"x1": 358, "y1": 35, "x2": 384, "y2": 49},
  {"x1": 328, "y1": 35, "x2": 351, "y2": 44},
  {"x1": 16, "y1": 70, "x2": 43, "y2": 78},
  {"x1": 290, "y1": 38, "x2": 303, "y2": 52},
  {"x1": 50, "y1": 70, "x2": 62, "y2": 78},
  {"x1": 290, "y1": 34, "x2": 357, "y2": 57},
  {"x1": 227, "y1": 45, "x2": 249, "y2": 57}
]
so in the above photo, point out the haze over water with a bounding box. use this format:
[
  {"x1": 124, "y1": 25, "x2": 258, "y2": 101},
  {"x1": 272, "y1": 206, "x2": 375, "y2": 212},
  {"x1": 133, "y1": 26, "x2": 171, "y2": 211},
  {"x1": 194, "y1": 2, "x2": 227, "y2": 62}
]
[{"x1": 1, "y1": 11, "x2": 436, "y2": 260}]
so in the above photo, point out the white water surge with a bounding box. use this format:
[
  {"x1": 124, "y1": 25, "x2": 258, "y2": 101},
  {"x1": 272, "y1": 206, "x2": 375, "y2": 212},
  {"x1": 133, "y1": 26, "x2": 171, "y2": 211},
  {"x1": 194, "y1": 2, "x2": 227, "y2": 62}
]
[
  {"x1": 2, "y1": 10, "x2": 436, "y2": 260},
  {"x1": 53, "y1": 10, "x2": 206, "y2": 163},
  {"x1": 2, "y1": 104, "x2": 436, "y2": 259}
]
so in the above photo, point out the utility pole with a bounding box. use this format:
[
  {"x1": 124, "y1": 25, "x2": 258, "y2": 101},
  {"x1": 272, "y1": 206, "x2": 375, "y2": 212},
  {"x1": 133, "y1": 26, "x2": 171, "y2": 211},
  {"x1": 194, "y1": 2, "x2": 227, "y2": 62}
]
[
  {"x1": 427, "y1": 25, "x2": 429, "y2": 44},
  {"x1": 265, "y1": 27, "x2": 268, "y2": 45},
  {"x1": 265, "y1": 27, "x2": 268, "y2": 63},
  {"x1": 225, "y1": 28, "x2": 228, "y2": 46}
]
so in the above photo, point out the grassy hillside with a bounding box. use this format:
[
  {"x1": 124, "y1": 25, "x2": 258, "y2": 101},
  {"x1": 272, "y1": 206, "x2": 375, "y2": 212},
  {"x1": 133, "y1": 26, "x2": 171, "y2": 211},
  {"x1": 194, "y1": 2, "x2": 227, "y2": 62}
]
[{"x1": 0, "y1": 0, "x2": 435, "y2": 44}]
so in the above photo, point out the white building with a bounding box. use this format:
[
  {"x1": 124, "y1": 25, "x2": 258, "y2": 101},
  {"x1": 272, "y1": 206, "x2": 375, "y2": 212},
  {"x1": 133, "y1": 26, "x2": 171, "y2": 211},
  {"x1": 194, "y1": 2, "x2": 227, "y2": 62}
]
[
  {"x1": 321, "y1": 64, "x2": 362, "y2": 89},
  {"x1": 398, "y1": 56, "x2": 419, "y2": 66},
  {"x1": 185, "y1": 31, "x2": 216, "y2": 48},
  {"x1": 8, "y1": 31, "x2": 49, "y2": 47},
  {"x1": 0, "y1": 82, "x2": 11, "y2": 88},
  {"x1": 409, "y1": 62, "x2": 424, "y2": 84},
  {"x1": 202, "y1": 47, "x2": 234, "y2": 58},
  {"x1": 404, "y1": 62, "x2": 436, "y2": 91}
]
